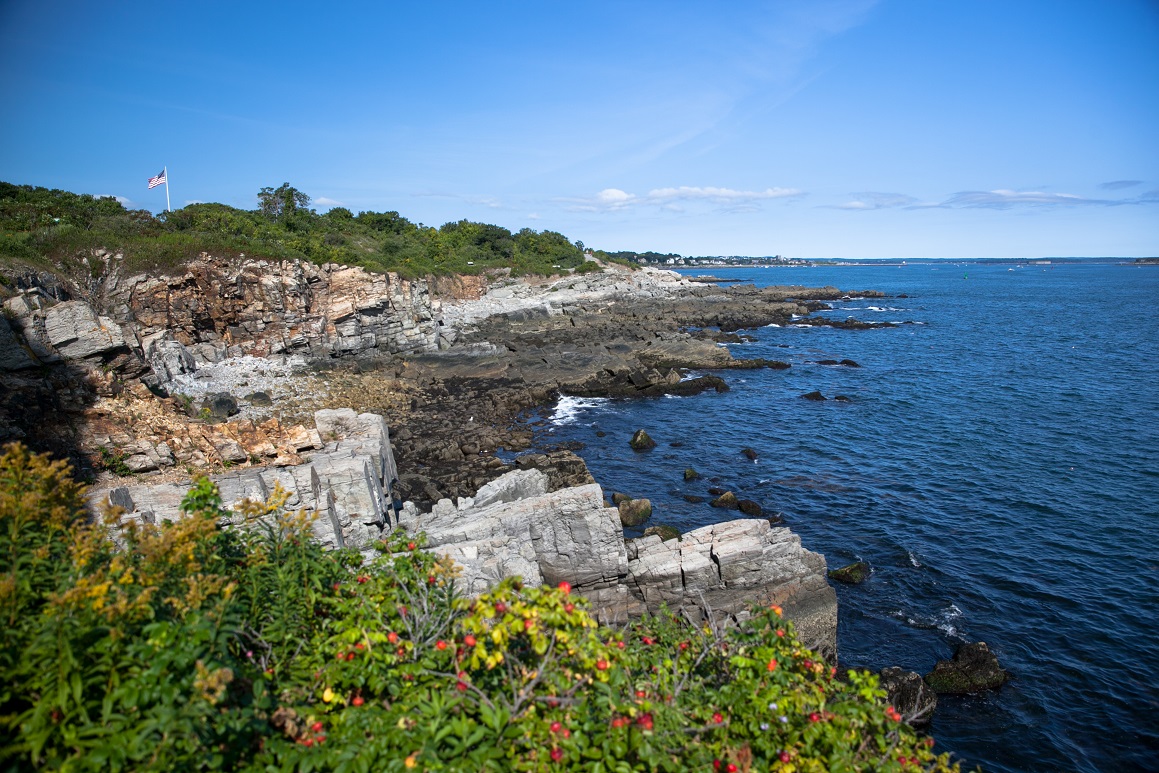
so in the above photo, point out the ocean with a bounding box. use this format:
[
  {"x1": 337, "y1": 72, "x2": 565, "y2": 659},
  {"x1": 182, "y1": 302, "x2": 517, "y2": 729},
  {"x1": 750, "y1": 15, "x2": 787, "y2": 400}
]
[{"x1": 535, "y1": 262, "x2": 1159, "y2": 772}]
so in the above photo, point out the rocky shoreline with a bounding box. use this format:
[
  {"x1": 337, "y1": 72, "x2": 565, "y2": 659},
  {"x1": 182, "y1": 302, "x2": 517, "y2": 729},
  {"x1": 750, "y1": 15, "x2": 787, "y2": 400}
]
[{"x1": 1, "y1": 254, "x2": 894, "y2": 662}]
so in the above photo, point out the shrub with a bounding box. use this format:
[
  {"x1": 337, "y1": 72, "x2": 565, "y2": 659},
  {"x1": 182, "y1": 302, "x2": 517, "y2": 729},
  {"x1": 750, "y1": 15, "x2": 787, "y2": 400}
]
[{"x1": 0, "y1": 444, "x2": 961, "y2": 771}]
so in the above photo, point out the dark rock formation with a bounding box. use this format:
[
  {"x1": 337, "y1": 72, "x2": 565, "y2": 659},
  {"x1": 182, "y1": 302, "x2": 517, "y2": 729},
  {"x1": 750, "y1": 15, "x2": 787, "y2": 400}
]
[
  {"x1": 879, "y1": 667, "x2": 937, "y2": 726},
  {"x1": 801, "y1": 390, "x2": 827, "y2": 401},
  {"x1": 202, "y1": 392, "x2": 239, "y2": 420},
  {"x1": 828, "y1": 561, "x2": 871, "y2": 584},
  {"x1": 629, "y1": 429, "x2": 657, "y2": 451},
  {"x1": 741, "y1": 448, "x2": 759, "y2": 460},
  {"x1": 924, "y1": 642, "x2": 1008, "y2": 694},
  {"x1": 683, "y1": 494, "x2": 705, "y2": 503},
  {"x1": 683, "y1": 467, "x2": 700, "y2": 481},
  {"x1": 738, "y1": 499, "x2": 763, "y2": 517}
]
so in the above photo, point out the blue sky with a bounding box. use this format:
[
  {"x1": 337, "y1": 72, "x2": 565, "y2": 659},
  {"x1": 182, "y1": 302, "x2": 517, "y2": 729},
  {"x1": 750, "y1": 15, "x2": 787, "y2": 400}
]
[{"x1": 2, "y1": 0, "x2": 1156, "y2": 258}]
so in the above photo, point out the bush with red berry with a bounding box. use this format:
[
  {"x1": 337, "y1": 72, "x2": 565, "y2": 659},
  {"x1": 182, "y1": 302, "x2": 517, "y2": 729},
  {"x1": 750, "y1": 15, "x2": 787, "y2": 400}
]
[{"x1": 0, "y1": 444, "x2": 960, "y2": 771}]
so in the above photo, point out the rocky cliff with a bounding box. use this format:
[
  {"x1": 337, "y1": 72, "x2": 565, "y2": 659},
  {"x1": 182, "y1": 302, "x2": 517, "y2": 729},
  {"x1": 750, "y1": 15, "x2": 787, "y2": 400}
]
[{"x1": 92, "y1": 409, "x2": 837, "y2": 657}]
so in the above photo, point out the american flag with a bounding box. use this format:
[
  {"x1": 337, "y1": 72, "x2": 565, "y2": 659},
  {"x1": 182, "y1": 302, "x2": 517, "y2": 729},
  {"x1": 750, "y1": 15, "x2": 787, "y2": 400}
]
[{"x1": 147, "y1": 169, "x2": 167, "y2": 189}]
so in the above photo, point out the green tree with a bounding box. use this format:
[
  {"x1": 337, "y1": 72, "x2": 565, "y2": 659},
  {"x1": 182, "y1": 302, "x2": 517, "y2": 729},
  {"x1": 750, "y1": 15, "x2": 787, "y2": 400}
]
[{"x1": 257, "y1": 183, "x2": 310, "y2": 220}]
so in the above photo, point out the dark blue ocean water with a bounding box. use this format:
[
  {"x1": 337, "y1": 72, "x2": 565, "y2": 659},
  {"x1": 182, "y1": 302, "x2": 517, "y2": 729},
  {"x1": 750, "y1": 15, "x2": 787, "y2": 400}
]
[{"x1": 537, "y1": 262, "x2": 1159, "y2": 772}]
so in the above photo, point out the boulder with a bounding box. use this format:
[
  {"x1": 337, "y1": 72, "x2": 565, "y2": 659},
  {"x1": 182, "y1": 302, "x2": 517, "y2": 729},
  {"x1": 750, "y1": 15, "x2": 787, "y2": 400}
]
[
  {"x1": 202, "y1": 392, "x2": 240, "y2": 420},
  {"x1": 924, "y1": 642, "x2": 1008, "y2": 694},
  {"x1": 828, "y1": 561, "x2": 871, "y2": 584},
  {"x1": 879, "y1": 667, "x2": 937, "y2": 725},
  {"x1": 710, "y1": 491, "x2": 739, "y2": 509},
  {"x1": 737, "y1": 499, "x2": 763, "y2": 517},
  {"x1": 44, "y1": 301, "x2": 128, "y2": 360},
  {"x1": 683, "y1": 467, "x2": 700, "y2": 481},
  {"x1": 643, "y1": 524, "x2": 681, "y2": 542},
  {"x1": 839, "y1": 359, "x2": 861, "y2": 368},
  {"x1": 741, "y1": 448, "x2": 759, "y2": 461},
  {"x1": 682, "y1": 494, "x2": 705, "y2": 503},
  {"x1": 801, "y1": 390, "x2": 827, "y2": 401},
  {"x1": 246, "y1": 391, "x2": 273, "y2": 407},
  {"x1": 611, "y1": 492, "x2": 632, "y2": 505},
  {"x1": 618, "y1": 498, "x2": 653, "y2": 527},
  {"x1": 629, "y1": 429, "x2": 657, "y2": 451}
]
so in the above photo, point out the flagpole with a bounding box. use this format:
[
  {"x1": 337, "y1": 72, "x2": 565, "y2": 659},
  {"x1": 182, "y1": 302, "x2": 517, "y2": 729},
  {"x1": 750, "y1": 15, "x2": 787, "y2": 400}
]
[{"x1": 164, "y1": 167, "x2": 171, "y2": 212}]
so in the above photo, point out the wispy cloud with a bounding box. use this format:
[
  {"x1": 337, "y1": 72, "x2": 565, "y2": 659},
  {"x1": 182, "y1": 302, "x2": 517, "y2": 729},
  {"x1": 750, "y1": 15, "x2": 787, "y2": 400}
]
[
  {"x1": 941, "y1": 189, "x2": 1094, "y2": 208},
  {"x1": 97, "y1": 194, "x2": 131, "y2": 206},
  {"x1": 313, "y1": 196, "x2": 345, "y2": 209},
  {"x1": 833, "y1": 192, "x2": 919, "y2": 210},
  {"x1": 827, "y1": 186, "x2": 1159, "y2": 212},
  {"x1": 1099, "y1": 180, "x2": 1142, "y2": 191},
  {"x1": 566, "y1": 185, "x2": 804, "y2": 212}
]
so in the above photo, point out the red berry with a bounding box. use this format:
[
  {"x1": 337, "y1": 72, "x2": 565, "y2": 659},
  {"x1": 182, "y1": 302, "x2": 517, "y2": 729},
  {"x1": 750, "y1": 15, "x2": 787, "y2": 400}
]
[
  {"x1": 336, "y1": 652, "x2": 344, "y2": 661},
  {"x1": 714, "y1": 761, "x2": 722, "y2": 772},
  {"x1": 407, "y1": 541, "x2": 416, "y2": 551},
  {"x1": 332, "y1": 583, "x2": 341, "y2": 591},
  {"x1": 550, "y1": 721, "x2": 562, "y2": 733},
  {"x1": 679, "y1": 641, "x2": 689, "y2": 651},
  {"x1": 397, "y1": 647, "x2": 405, "y2": 657},
  {"x1": 523, "y1": 619, "x2": 534, "y2": 631},
  {"x1": 558, "y1": 581, "x2": 572, "y2": 594},
  {"x1": 809, "y1": 712, "x2": 821, "y2": 723},
  {"x1": 767, "y1": 659, "x2": 778, "y2": 671},
  {"x1": 427, "y1": 575, "x2": 436, "y2": 585},
  {"x1": 727, "y1": 764, "x2": 738, "y2": 773},
  {"x1": 352, "y1": 696, "x2": 364, "y2": 706},
  {"x1": 456, "y1": 681, "x2": 468, "y2": 692},
  {"x1": 436, "y1": 640, "x2": 447, "y2": 650},
  {"x1": 562, "y1": 728, "x2": 570, "y2": 738},
  {"x1": 636, "y1": 689, "x2": 646, "y2": 698},
  {"x1": 617, "y1": 641, "x2": 626, "y2": 649},
  {"x1": 564, "y1": 603, "x2": 574, "y2": 613},
  {"x1": 346, "y1": 652, "x2": 355, "y2": 661},
  {"x1": 780, "y1": 751, "x2": 791, "y2": 763},
  {"x1": 311, "y1": 721, "x2": 324, "y2": 732},
  {"x1": 637, "y1": 713, "x2": 653, "y2": 730},
  {"x1": 804, "y1": 659, "x2": 813, "y2": 669},
  {"x1": 712, "y1": 712, "x2": 724, "y2": 724},
  {"x1": 388, "y1": 632, "x2": 399, "y2": 643},
  {"x1": 642, "y1": 636, "x2": 653, "y2": 645},
  {"x1": 494, "y1": 602, "x2": 507, "y2": 614},
  {"x1": 303, "y1": 738, "x2": 313, "y2": 747},
  {"x1": 550, "y1": 748, "x2": 563, "y2": 762},
  {"x1": 357, "y1": 575, "x2": 368, "y2": 584},
  {"x1": 776, "y1": 628, "x2": 785, "y2": 637},
  {"x1": 596, "y1": 659, "x2": 608, "y2": 671},
  {"x1": 464, "y1": 634, "x2": 477, "y2": 647}
]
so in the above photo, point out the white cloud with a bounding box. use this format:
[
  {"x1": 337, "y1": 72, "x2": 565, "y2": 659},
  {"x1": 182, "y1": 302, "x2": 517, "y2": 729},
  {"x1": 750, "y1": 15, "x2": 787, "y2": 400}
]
[
  {"x1": 97, "y1": 194, "x2": 131, "y2": 206},
  {"x1": 313, "y1": 196, "x2": 345, "y2": 209},
  {"x1": 568, "y1": 185, "x2": 803, "y2": 212},
  {"x1": 527, "y1": 212, "x2": 541, "y2": 220},
  {"x1": 597, "y1": 188, "x2": 636, "y2": 205}
]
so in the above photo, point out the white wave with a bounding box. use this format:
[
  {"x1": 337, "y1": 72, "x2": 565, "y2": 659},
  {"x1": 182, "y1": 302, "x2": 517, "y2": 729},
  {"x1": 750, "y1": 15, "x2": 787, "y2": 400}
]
[
  {"x1": 937, "y1": 604, "x2": 964, "y2": 636},
  {"x1": 907, "y1": 550, "x2": 922, "y2": 568},
  {"x1": 550, "y1": 395, "x2": 609, "y2": 426},
  {"x1": 765, "y1": 323, "x2": 782, "y2": 328}
]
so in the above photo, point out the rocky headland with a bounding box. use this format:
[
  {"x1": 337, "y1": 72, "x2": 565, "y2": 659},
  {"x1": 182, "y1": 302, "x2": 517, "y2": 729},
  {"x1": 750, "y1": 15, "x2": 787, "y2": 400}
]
[{"x1": 0, "y1": 253, "x2": 892, "y2": 658}]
